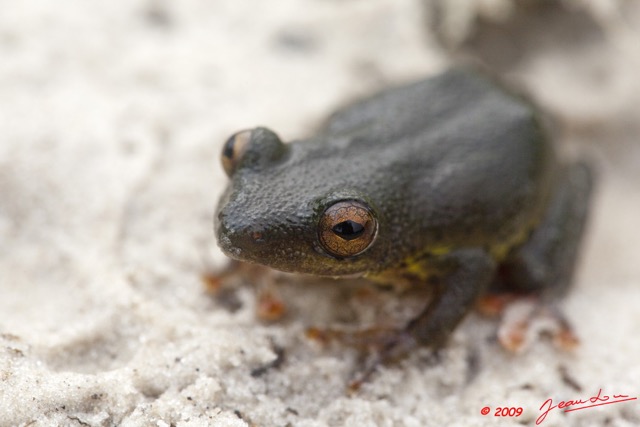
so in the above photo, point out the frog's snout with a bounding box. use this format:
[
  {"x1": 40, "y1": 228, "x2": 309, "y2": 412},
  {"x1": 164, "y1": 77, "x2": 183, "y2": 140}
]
[{"x1": 215, "y1": 210, "x2": 269, "y2": 261}]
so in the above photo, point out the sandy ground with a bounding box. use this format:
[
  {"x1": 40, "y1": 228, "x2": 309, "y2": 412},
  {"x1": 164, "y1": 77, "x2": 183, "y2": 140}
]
[{"x1": 1, "y1": 0, "x2": 640, "y2": 426}]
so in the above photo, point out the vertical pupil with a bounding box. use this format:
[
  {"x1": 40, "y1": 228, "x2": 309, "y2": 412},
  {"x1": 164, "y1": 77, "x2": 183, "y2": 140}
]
[{"x1": 332, "y1": 220, "x2": 365, "y2": 240}]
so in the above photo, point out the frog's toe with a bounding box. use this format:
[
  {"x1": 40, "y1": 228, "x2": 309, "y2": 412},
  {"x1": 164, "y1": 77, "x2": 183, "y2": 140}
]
[
  {"x1": 497, "y1": 298, "x2": 578, "y2": 353},
  {"x1": 305, "y1": 325, "x2": 419, "y2": 390},
  {"x1": 348, "y1": 330, "x2": 419, "y2": 392},
  {"x1": 476, "y1": 293, "x2": 520, "y2": 317},
  {"x1": 203, "y1": 261, "x2": 288, "y2": 320},
  {"x1": 305, "y1": 325, "x2": 404, "y2": 352}
]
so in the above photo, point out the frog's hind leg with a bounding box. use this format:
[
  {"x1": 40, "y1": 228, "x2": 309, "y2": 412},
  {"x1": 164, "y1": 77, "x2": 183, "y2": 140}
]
[
  {"x1": 499, "y1": 161, "x2": 593, "y2": 296},
  {"x1": 489, "y1": 161, "x2": 594, "y2": 351}
]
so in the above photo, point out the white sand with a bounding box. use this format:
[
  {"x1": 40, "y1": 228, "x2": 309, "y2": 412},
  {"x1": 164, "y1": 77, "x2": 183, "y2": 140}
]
[{"x1": 1, "y1": 1, "x2": 639, "y2": 426}]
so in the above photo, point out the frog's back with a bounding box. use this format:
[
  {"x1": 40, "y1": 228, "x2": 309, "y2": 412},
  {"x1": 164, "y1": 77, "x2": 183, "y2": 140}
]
[{"x1": 322, "y1": 69, "x2": 555, "y2": 259}]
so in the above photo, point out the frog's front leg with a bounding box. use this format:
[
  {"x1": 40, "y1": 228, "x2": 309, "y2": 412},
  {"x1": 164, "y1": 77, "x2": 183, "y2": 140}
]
[
  {"x1": 406, "y1": 249, "x2": 496, "y2": 349},
  {"x1": 351, "y1": 249, "x2": 496, "y2": 388}
]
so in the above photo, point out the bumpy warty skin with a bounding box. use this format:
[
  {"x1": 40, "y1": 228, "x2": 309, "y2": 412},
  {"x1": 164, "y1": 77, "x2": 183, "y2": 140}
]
[{"x1": 215, "y1": 69, "x2": 554, "y2": 278}]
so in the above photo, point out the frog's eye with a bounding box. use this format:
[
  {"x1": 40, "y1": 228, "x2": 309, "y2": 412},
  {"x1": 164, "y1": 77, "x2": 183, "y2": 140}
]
[
  {"x1": 318, "y1": 201, "x2": 377, "y2": 258},
  {"x1": 221, "y1": 127, "x2": 288, "y2": 177},
  {"x1": 221, "y1": 130, "x2": 252, "y2": 177}
]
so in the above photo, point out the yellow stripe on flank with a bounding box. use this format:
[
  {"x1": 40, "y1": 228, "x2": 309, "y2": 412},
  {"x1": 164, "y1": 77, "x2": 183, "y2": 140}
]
[
  {"x1": 488, "y1": 223, "x2": 534, "y2": 261},
  {"x1": 428, "y1": 246, "x2": 453, "y2": 256},
  {"x1": 402, "y1": 246, "x2": 452, "y2": 281}
]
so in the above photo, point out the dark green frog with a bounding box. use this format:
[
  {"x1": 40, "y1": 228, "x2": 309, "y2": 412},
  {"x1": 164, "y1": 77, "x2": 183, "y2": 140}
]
[{"x1": 215, "y1": 69, "x2": 592, "y2": 367}]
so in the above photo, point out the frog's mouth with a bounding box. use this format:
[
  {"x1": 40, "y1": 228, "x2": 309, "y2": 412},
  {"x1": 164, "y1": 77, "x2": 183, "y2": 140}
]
[
  {"x1": 215, "y1": 215, "x2": 375, "y2": 276},
  {"x1": 215, "y1": 188, "x2": 382, "y2": 276},
  {"x1": 331, "y1": 272, "x2": 365, "y2": 279},
  {"x1": 215, "y1": 208, "x2": 310, "y2": 272}
]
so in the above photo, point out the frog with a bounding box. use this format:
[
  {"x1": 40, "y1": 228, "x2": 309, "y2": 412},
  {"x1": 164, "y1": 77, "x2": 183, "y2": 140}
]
[{"x1": 214, "y1": 68, "x2": 593, "y2": 379}]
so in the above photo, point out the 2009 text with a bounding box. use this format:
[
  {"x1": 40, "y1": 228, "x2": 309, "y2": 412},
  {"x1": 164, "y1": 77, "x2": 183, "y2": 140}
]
[
  {"x1": 479, "y1": 406, "x2": 523, "y2": 417},
  {"x1": 495, "y1": 407, "x2": 523, "y2": 417}
]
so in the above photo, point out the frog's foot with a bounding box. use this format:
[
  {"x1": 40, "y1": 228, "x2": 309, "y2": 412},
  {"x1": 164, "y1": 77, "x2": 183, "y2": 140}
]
[
  {"x1": 202, "y1": 260, "x2": 243, "y2": 292},
  {"x1": 305, "y1": 326, "x2": 400, "y2": 350},
  {"x1": 476, "y1": 293, "x2": 521, "y2": 317},
  {"x1": 306, "y1": 326, "x2": 419, "y2": 391},
  {"x1": 202, "y1": 261, "x2": 287, "y2": 321},
  {"x1": 497, "y1": 297, "x2": 578, "y2": 353},
  {"x1": 350, "y1": 330, "x2": 421, "y2": 391}
]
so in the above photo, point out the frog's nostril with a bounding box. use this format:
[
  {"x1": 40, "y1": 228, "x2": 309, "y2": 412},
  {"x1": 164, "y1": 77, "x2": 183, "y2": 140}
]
[
  {"x1": 225, "y1": 225, "x2": 266, "y2": 247},
  {"x1": 251, "y1": 231, "x2": 265, "y2": 243}
]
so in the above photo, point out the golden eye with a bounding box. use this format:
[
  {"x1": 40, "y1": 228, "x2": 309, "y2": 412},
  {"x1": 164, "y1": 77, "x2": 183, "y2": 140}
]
[
  {"x1": 318, "y1": 201, "x2": 377, "y2": 258},
  {"x1": 221, "y1": 130, "x2": 252, "y2": 177}
]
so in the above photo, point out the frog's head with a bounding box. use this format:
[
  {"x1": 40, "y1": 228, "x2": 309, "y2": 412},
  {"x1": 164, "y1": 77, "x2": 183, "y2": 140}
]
[{"x1": 215, "y1": 127, "x2": 387, "y2": 277}]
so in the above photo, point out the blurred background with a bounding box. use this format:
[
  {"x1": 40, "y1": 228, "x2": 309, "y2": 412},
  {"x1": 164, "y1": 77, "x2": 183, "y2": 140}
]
[{"x1": 1, "y1": 1, "x2": 639, "y2": 426}]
